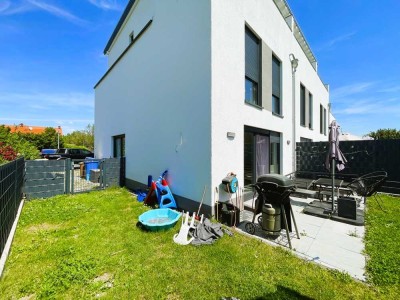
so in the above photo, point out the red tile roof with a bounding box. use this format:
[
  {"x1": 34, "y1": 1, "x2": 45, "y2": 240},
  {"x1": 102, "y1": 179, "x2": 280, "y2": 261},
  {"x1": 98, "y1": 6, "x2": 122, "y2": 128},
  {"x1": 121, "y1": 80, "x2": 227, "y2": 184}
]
[{"x1": 4, "y1": 124, "x2": 63, "y2": 135}]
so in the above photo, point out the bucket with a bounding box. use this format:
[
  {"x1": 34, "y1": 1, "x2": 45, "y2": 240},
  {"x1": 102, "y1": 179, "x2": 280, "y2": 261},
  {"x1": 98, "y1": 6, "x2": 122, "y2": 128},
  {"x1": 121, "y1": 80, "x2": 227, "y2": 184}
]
[{"x1": 84, "y1": 159, "x2": 99, "y2": 181}]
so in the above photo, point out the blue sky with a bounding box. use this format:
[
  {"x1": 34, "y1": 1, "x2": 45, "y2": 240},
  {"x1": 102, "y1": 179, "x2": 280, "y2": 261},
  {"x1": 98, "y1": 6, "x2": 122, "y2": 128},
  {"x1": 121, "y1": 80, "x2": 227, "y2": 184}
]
[{"x1": 1, "y1": 0, "x2": 399, "y2": 136}]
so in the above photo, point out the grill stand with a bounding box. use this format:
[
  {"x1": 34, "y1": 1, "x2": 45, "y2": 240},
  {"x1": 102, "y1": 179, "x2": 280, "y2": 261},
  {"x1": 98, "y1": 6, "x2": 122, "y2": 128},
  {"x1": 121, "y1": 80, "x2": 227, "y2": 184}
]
[
  {"x1": 247, "y1": 201, "x2": 300, "y2": 250},
  {"x1": 281, "y1": 202, "x2": 300, "y2": 249}
]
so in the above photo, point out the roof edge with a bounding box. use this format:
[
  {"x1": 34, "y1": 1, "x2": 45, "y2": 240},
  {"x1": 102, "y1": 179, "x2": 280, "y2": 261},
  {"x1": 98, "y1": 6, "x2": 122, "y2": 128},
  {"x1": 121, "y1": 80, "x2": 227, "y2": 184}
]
[{"x1": 103, "y1": 0, "x2": 137, "y2": 55}]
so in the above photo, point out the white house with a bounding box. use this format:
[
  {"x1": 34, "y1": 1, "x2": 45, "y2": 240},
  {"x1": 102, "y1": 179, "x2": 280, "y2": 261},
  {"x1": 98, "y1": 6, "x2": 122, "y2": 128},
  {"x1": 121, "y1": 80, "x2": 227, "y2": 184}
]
[{"x1": 94, "y1": 0, "x2": 331, "y2": 215}]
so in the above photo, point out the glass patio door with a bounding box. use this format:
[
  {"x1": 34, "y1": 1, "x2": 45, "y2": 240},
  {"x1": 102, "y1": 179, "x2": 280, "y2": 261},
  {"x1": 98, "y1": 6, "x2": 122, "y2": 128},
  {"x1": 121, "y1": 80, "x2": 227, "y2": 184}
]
[{"x1": 244, "y1": 128, "x2": 270, "y2": 186}]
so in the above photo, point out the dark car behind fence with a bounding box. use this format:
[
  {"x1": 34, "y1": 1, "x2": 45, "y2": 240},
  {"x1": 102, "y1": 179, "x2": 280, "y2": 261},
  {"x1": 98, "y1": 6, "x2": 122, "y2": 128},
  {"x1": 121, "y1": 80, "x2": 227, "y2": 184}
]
[
  {"x1": 1, "y1": 157, "x2": 125, "y2": 257},
  {"x1": 0, "y1": 158, "x2": 24, "y2": 257}
]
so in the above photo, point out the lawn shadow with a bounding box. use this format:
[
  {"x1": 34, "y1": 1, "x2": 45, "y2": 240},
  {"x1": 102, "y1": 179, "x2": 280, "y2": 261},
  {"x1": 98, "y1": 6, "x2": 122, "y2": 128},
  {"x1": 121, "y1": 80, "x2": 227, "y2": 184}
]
[{"x1": 250, "y1": 285, "x2": 314, "y2": 300}]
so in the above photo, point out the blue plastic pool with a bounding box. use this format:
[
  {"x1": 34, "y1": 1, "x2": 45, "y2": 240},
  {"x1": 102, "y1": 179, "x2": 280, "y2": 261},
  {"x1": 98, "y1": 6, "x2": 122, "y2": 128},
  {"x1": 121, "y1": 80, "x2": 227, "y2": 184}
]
[{"x1": 138, "y1": 208, "x2": 181, "y2": 231}]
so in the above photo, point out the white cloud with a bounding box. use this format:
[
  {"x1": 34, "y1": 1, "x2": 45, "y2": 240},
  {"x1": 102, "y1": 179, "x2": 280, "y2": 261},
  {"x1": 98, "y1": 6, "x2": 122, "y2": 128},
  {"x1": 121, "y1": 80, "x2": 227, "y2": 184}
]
[
  {"x1": 0, "y1": 0, "x2": 89, "y2": 26},
  {"x1": 0, "y1": 1, "x2": 11, "y2": 12},
  {"x1": 379, "y1": 85, "x2": 400, "y2": 93},
  {"x1": 0, "y1": 91, "x2": 94, "y2": 110},
  {"x1": 87, "y1": 0, "x2": 122, "y2": 11},
  {"x1": 330, "y1": 82, "x2": 375, "y2": 101},
  {"x1": 0, "y1": 90, "x2": 94, "y2": 134},
  {"x1": 317, "y1": 31, "x2": 357, "y2": 51},
  {"x1": 27, "y1": 0, "x2": 88, "y2": 26},
  {"x1": 0, "y1": 0, "x2": 32, "y2": 15}
]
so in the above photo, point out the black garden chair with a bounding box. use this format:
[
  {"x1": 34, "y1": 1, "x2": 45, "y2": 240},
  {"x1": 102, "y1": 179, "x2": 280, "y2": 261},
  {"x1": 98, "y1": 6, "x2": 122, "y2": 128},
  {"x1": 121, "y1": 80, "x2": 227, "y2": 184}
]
[{"x1": 344, "y1": 171, "x2": 387, "y2": 211}]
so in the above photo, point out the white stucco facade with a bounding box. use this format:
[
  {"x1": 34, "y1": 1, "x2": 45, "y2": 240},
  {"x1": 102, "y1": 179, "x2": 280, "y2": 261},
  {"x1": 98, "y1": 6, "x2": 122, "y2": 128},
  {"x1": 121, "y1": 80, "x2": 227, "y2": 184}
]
[{"x1": 95, "y1": 0, "x2": 330, "y2": 214}]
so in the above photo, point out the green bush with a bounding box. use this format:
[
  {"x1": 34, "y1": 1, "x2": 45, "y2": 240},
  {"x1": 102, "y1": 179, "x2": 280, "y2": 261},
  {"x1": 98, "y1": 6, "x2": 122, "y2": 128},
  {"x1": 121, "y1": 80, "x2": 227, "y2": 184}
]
[{"x1": 0, "y1": 125, "x2": 40, "y2": 161}]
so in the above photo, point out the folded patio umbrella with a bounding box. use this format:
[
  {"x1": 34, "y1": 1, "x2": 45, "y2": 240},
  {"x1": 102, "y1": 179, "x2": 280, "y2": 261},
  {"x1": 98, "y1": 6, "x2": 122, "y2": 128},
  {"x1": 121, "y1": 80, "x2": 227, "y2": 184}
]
[{"x1": 325, "y1": 120, "x2": 347, "y2": 211}]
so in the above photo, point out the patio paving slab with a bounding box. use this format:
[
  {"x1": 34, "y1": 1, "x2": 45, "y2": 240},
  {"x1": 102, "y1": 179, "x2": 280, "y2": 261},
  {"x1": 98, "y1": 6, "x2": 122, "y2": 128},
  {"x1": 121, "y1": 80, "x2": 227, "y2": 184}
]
[{"x1": 237, "y1": 196, "x2": 366, "y2": 281}]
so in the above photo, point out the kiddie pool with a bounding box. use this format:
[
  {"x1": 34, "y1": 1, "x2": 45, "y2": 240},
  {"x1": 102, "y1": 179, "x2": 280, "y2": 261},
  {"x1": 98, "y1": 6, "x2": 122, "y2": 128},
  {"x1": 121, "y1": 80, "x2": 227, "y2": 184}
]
[{"x1": 138, "y1": 208, "x2": 181, "y2": 231}]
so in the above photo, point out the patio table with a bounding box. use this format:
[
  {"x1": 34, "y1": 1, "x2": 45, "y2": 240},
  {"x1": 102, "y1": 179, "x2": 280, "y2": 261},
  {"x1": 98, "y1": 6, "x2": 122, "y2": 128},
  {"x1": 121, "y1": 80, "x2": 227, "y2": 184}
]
[{"x1": 313, "y1": 178, "x2": 344, "y2": 201}]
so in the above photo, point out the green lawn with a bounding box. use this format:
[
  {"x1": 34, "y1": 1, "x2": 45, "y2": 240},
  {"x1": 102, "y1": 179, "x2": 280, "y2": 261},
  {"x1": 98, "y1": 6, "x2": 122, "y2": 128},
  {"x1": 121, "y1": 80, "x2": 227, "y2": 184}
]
[
  {"x1": 364, "y1": 193, "x2": 400, "y2": 297},
  {"x1": 0, "y1": 188, "x2": 398, "y2": 299}
]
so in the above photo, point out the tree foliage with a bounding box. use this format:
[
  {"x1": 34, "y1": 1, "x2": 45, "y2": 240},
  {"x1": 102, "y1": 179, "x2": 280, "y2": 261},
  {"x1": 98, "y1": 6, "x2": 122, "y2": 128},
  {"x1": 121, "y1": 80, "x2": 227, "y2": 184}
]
[
  {"x1": 0, "y1": 125, "x2": 40, "y2": 163},
  {"x1": 63, "y1": 124, "x2": 94, "y2": 151},
  {"x1": 366, "y1": 128, "x2": 400, "y2": 140},
  {"x1": 22, "y1": 127, "x2": 63, "y2": 149}
]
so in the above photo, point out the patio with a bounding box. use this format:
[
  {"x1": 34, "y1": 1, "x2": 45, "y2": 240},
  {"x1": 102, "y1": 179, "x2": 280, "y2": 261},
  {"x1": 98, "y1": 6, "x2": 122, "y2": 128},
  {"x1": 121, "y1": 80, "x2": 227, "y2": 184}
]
[{"x1": 237, "y1": 195, "x2": 366, "y2": 281}]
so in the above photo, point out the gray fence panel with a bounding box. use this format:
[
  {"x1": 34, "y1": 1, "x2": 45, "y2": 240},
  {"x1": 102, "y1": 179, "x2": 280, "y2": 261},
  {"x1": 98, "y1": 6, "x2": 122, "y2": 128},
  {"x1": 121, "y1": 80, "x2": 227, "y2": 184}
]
[
  {"x1": 0, "y1": 157, "x2": 24, "y2": 257},
  {"x1": 23, "y1": 158, "x2": 125, "y2": 199},
  {"x1": 296, "y1": 139, "x2": 400, "y2": 194},
  {"x1": 24, "y1": 160, "x2": 67, "y2": 200},
  {"x1": 102, "y1": 158, "x2": 121, "y2": 187}
]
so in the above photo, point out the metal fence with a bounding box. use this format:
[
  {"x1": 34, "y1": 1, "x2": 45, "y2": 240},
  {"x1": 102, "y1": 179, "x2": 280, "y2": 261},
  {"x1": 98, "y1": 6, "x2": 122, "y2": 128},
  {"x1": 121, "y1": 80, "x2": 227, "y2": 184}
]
[
  {"x1": 24, "y1": 158, "x2": 125, "y2": 199},
  {"x1": 0, "y1": 158, "x2": 24, "y2": 257},
  {"x1": 296, "y1": 139, "x2": 400, "y2": 194}
]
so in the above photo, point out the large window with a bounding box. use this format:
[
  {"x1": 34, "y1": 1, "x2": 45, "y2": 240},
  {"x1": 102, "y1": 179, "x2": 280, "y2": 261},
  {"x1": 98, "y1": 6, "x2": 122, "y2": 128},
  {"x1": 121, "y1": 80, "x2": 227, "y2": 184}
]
[
  {"x1": 300, "y1": 84, "x2": 306, "y2": 126},
  {"x1": 113, "y1": 134, "x2": 125, "y2": 158},
  {"x1": 308, "y1": 92, "x2": 313, "y2": 129},
  {"x1": 245, "y1": 27, "x2": 260, "y2": 106},
  {"x1": 324, "y1": 108, "x2": 327, "y2": 135},
  {"x1": 272, "y1": 55, "x2": 281, "y2": 115}
]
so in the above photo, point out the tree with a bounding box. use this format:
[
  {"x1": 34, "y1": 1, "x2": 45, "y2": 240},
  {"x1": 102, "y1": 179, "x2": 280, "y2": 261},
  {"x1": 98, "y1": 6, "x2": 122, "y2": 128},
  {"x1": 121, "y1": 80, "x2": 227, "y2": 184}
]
[
  {"x1": 15, "y1": 127, "x2": 63, "y2": 150},
  {"x1": 0, "y1": 125, "x2": 40, "y2": 162},
  {"x1": 41, "y1": 127, "x2": 63, "y2": 149},
  {"x1": 63, "y1": 124, "x2": 94, "y2": 150},
  {"x1": 366, "y1": 128, "x2": 400, "y2": 140}
]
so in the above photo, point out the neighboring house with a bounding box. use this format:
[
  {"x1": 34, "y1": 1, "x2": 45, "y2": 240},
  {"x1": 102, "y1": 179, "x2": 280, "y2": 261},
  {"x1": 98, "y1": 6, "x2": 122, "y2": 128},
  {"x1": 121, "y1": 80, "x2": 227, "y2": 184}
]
[
  {"x1": 94, "y1": 0, "x2": 331, "y2": 214},
  {"x1": 341, "y1": 133, "x2": 373, "y2": 141},
  {"x1": 5, "y1": 123, "x2": 63, "y2": 135}
]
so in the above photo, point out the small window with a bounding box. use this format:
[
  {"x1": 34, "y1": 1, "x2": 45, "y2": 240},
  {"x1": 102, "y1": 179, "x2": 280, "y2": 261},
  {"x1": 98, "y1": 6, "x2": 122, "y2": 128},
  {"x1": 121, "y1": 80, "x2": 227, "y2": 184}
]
[
  {"x1": 113, "y1": 134, "x2": 125, "y2": 158},
  {"x1": 320, "y1": 105, "x2": 324, "y2": 134},
  {"x1": 245, "y1": 27, "x2": 260, "y2": 106},
  {"x1": 245, "y1": 77, "x2": 258, "y2": 105},
  {"x1": 320, "y1": 105, "x2": 327, "y2": 135},
  {"x1": 300, "y1": 84, "x2": 306, "y2": 126},
  {"x1": 129, "y1": 31, "x2": 134, "y2": 43},
  {"x1": 308, "y1": 92, "x2": 313, "y2": 129}
]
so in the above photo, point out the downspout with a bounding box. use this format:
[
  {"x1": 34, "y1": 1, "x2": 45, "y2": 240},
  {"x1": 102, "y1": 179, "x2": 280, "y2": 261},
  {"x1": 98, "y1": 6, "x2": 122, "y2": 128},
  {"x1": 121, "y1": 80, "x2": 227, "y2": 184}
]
[{"x1": 289, "y1": 54, "x2": 299, "y2": 173}]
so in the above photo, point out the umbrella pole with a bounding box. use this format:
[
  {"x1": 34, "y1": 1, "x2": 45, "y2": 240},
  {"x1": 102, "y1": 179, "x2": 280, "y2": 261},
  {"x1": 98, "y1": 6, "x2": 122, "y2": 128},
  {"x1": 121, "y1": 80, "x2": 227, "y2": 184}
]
[{"x1": 331, "y1": 158, "x2": 335, "y2": 212}]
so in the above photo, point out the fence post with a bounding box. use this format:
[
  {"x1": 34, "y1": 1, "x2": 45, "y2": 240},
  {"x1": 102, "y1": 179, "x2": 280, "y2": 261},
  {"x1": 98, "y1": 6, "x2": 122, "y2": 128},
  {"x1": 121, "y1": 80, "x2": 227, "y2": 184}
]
[
  {"x1": 71, "y1": 159, "x2": 74, "y2": 194},
  {"x1": 101, "y1": 159, "x2": 106, "y2": 189},
  {"x1": 65, "y1": 159, "x2": 70, "y2": 194},
  {"x1": 13, "y1": 160, "x2": 17, "y2": 217}
]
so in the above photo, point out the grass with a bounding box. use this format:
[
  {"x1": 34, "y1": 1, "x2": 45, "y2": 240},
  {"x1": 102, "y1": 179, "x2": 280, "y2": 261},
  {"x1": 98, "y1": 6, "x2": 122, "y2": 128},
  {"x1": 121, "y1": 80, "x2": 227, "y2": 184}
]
[
  {"x1": 364, "y1": 194, "x2": 400, "y2": 296},
  {"x1": 0, "y1": 188, "x2": 398, "y2": 299}
]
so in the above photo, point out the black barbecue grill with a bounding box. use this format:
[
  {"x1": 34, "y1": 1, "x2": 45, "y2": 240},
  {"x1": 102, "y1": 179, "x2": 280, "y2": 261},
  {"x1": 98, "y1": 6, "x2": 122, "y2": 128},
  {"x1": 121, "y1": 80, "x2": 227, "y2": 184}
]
[{"x1": 245, "y1": 174, "x2": 300, "y2": 249}]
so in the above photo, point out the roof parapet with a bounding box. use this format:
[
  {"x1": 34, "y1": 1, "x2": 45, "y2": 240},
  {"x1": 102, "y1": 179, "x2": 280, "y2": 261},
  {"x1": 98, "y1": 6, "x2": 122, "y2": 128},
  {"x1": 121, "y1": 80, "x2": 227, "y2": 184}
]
[{"x1": 273, "y1": 0, "x2": 317, "y2": 71}]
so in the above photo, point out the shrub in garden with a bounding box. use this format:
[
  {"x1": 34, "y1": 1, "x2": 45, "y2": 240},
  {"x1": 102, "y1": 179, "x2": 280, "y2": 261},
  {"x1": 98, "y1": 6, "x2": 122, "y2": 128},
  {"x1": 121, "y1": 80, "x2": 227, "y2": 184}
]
[{"x1": 0, "y1": 142, "x2": 18, "y2": 163}]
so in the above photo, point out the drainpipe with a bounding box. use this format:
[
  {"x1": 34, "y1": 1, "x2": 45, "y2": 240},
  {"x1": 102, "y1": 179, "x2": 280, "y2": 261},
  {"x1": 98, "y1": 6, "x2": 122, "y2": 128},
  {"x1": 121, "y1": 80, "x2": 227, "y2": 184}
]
[
  {"x1": 289, "y1": 54, "x2": 299, "y2": 173},
  {"x1": 328, "y1": 102, "x2": 331, "y2": 127}
]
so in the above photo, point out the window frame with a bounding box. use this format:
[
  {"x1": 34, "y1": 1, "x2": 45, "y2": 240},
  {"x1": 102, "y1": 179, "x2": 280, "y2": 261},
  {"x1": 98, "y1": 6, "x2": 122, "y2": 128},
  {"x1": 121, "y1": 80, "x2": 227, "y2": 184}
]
[
  {"x1": 308, "y1": 92, "x2": 313, "y2": 129},
  {"x1": 272, "y1": 54, "x2": 282, "y2": 115},
  {"x1": 300, "y1": 84, "x2": 306, "y2": 127},
  {"x1": 113, "y1": 134, "x2": 125, "y2": 158},
  {"x1": 244, "y1": 26, "x2": 261, "y2": 107}
]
